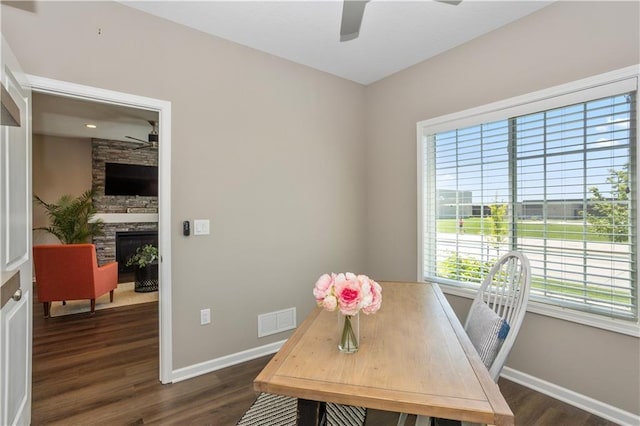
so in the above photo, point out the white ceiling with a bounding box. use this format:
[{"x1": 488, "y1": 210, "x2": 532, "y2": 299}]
[
  {"x1": 121, "y1": 0, "x2": 553, "y2": 85},
  {"x1": 32, "y1": 92, "x2": 158, "y2": 142}
]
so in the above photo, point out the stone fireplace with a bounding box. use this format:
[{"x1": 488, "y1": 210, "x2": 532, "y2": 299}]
[
  {"x1": 91, "y1": 139, "x2": 159, "y2": 268},
  {"x1": 94, "y1": 220, "x2": 158, "y2": 267}
]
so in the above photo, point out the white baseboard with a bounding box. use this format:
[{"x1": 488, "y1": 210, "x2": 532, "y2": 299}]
[
  {"x1": 170, "y1": 340, "x2": 285, "y2": 383},
  {"x1": 501, "y1": 367, "x2": 640, "y2": 426}
]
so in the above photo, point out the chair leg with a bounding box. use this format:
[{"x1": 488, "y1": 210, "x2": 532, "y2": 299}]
[
  {"x1": 398, "y1": 413, "x2": 433, "y2": 426},
  {"x1": 415, "y1": 415, "x2": 433, "y2": 426},
  {"x1": 42, "y1": 302, "x2": 51, "y2": 318},
  {"x1": 109, "y1": 289, "x2": 114, "y2": 303},
  {"x1": 397, "y1": 412, "x2": 408, "y2": 426},
  {"x1": 90, "y1": 299, "x2": 96, "y2": 314}
]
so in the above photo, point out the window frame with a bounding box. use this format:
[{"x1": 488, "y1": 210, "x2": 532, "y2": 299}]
[{"x1": 417, "y1": 65, "x2": 640, "y2": 337}]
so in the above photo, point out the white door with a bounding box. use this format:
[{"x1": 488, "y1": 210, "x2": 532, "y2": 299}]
[{"x1": 0, "y1": 36, "x2": 33, "y2": 426}]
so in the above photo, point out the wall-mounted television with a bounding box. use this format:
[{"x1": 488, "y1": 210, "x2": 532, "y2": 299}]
[{"x1": 105, "y1": 162, "x2": 158, "y2": 197}]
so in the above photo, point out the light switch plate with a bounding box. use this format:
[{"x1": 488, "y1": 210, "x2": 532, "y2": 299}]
[
  {"x1": 200, "y1": 308, "x2": 211, "y2": 325},
  {"x1": 193, "y1": 219, "x2": 210, "y2": 235}
]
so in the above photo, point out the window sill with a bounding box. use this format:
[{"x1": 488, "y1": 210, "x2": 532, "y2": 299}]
[{"x1": 439, "y1": 284, "x2": 640, "y2": 338}]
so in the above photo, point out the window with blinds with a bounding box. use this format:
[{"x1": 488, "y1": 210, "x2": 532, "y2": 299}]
[{"x1": 420, "y1": 77, "x2": 637, "y2": 321}]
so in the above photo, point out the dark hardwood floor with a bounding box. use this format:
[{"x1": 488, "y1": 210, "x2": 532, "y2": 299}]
[{"x1": 32, "y1": 301, "x2": 619, "y2": 425}]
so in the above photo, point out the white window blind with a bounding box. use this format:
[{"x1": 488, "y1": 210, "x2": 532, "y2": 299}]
[{"x1": 420, "y1": 77, "x2": 637, "y2": 321}]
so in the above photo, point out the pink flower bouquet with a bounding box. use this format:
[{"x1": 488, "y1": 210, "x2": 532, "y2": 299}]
[
  {"x1": 313, "y1": 272, "x2": 382, "y2": 353},
  {"x1": 313, "y1": 272, "x2": 382, "y2": 315}
]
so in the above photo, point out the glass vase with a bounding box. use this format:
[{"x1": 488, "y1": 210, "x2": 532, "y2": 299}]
[{"x1": 338, "y1": 312, "x2": 359, "y2": 353}]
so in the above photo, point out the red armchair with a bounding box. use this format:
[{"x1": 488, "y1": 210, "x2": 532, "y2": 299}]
[{"x1": 33, "y1": 244, "x2": 118, "y2": 318}]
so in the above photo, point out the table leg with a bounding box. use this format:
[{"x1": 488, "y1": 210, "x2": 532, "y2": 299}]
[{"x1": 297, "y1": 399, "x2": 327, "y2": 426}]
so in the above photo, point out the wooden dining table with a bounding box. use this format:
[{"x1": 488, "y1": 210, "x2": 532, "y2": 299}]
[{"x1": 254, "y1": 281, "x2": 514, "y2": 426}]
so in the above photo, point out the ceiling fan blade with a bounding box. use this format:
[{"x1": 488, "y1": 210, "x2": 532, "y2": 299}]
[
  {"x1": 435, "y1": 0, "x2": 463, "y2": 5},
  {"x1": 126, "y1": 135, "x2": 148, "y2": 144},
  {"x1": 340, "y1": 0, "x2": 369, "y2": 42}
]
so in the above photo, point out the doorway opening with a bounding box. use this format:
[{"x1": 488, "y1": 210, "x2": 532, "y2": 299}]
[{"x1": 28, "y1": 75, "x2": 173, "y2": 383}]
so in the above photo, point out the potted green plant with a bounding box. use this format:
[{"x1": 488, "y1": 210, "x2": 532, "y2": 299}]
[
  {"x1": 33, "y1": 188, "x2": 104, "y2": 244},
  {"x1": 126, "y1": 244, "x2": 159, "y2": 292}
]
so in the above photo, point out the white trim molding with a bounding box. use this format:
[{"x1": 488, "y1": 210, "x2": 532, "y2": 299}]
[
  {"x1": 440, "y1": 285, "x2": 640, "y2": 338},
  {"x1": 171, "y1": 340, "x2": 285, "y2": 383},
  {"x1": 502, "y1": 367, "x2": 640, "y2": 426},
  {"x1": 92, "y1": 213, "x2": 158, "y2": 223},
  {"x1": 416, "y1": 65, "x2": 639, "y2": 132}
]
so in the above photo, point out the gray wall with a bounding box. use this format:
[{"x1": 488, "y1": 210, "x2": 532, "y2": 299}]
[
  {"x1": 2, "y1": 1, "x2": 366, "y2": 368},
  {"x1": 32, "y1": 134, "x2": 92, "y2": 245},
  {"x1": 364, "y1": 1, "x2": 639, "y2": 416}
]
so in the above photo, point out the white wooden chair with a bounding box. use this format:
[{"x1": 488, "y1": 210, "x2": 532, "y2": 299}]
[{"x1": 398, "y1": 251, "x2": 532, "y2": 426}]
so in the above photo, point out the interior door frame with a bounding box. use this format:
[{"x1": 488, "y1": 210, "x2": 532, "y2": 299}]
[{"x1": 27, "y1": 75, "x2": 173, "y2": 383}]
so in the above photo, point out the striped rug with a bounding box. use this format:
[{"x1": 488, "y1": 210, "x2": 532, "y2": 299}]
[{"x1": 237, "y1": 392, "x2": 366, "y2": 426}]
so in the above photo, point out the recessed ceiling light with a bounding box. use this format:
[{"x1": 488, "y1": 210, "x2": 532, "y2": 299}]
[{"x1": 85, "y1": 124, "x2": 97, "y2": 129}]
